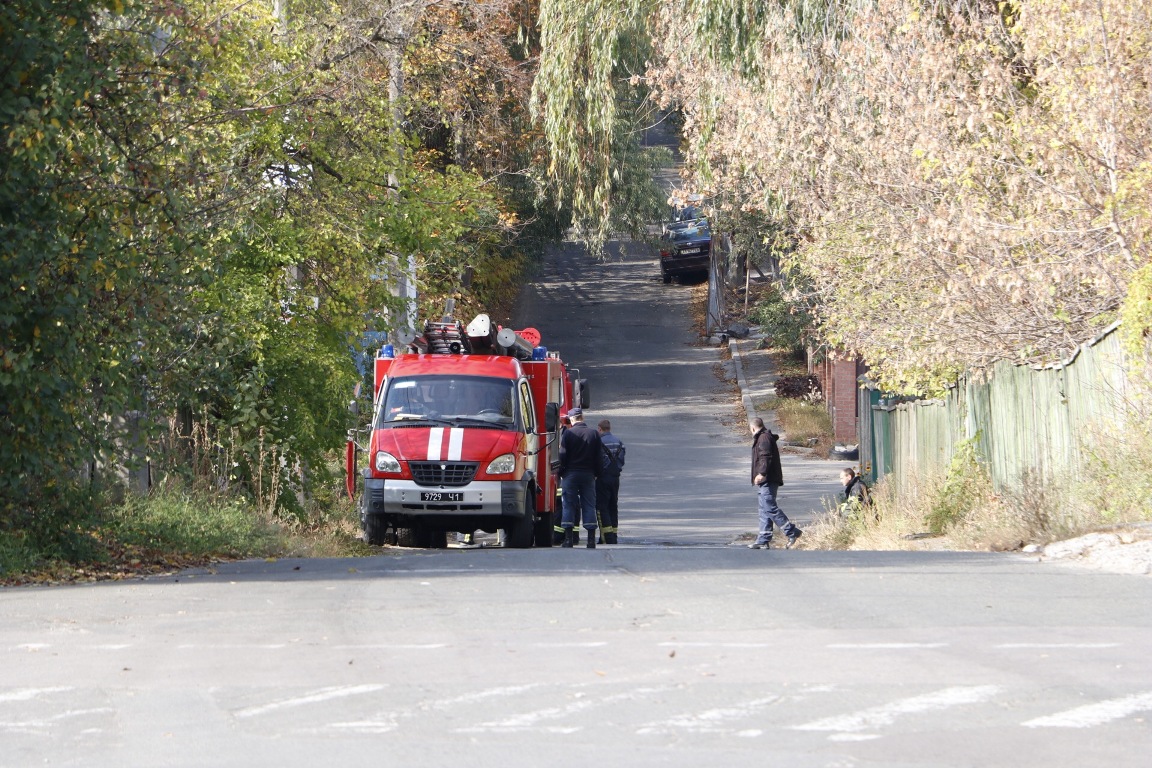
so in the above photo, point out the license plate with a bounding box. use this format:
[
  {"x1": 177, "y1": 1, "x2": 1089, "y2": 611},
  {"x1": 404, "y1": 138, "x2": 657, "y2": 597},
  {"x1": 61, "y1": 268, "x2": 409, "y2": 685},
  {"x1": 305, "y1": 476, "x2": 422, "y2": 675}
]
[
  {"x1": 421, "y1": 492, "x2": 463, "y2": 502},
  {"x1": 679, "y1": 248, "x2": 701, "y2": 254}
]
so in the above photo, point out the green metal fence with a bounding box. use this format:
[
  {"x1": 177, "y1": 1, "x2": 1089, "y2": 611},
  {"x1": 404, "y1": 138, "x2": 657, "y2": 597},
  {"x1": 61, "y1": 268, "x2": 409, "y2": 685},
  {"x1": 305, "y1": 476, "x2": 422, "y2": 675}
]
[{"x1": 858, "y1": 323, "x2": 1142, "y2": 490}]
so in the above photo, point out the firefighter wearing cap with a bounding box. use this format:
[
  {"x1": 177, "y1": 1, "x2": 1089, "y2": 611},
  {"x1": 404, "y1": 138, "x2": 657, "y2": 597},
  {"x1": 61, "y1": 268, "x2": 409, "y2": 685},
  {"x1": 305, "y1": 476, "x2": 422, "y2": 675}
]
[{"x1": 558, "y1": 407, "x2": 602, "y2": 548}]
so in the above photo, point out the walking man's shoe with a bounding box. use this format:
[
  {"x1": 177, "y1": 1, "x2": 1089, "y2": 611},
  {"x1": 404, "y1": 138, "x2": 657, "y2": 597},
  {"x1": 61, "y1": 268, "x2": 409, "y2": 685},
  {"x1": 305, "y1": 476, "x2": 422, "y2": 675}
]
[
  {"x1": 786, "y1": 529, "x2": 803, "y2": 549},
  {"x1": 561, "y1": 529, "x2": 574, "y2": 548},
  {"x1": 747, "y1": 541, "x2": 770, "y2": 550}
]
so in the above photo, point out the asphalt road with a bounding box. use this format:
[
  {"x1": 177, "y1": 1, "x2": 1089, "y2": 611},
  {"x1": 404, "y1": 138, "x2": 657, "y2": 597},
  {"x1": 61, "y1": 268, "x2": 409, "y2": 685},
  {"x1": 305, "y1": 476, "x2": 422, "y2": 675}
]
[{"x1": 3, "y1": 241, "x2": 1151, "y2": 766}]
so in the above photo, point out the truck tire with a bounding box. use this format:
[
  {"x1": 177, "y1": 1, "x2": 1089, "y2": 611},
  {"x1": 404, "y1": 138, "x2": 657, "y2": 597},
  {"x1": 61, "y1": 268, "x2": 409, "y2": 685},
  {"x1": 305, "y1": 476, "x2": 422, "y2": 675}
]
[
  {"x1": 396, "y1": 526, "x2": 419, "y2": 547},
  {"x1": 364, "y1": 514, "x2": 389, "y2": 546},
  {"x1": 504, "y1": 493, "x2": 536, "y2": 549}
]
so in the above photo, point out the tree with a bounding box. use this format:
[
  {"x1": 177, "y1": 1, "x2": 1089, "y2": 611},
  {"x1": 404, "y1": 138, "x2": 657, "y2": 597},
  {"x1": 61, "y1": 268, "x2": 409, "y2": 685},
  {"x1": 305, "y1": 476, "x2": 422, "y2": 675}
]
[{"x1": 536, "y1": 0, "x2": 1151, "y2": 392}]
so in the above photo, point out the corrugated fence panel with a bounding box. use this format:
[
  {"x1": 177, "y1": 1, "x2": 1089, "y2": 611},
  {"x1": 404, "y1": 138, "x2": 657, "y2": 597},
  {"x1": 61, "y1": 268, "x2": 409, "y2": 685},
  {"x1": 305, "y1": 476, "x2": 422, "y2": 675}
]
[
  {"x1": 858, "y1": 387, "x2": 882, "y2": 484},
  {"x1": 865, "y1": 324, "x2": 1138, "y2": 492}
]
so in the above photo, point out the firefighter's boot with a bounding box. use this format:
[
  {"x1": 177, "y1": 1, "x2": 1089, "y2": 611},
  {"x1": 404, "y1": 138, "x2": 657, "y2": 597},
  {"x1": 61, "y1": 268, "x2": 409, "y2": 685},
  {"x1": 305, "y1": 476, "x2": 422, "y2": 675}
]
[
  {"x1": 586, "y1": 528, "x2": 596, "y2": 549},
  {"x1": 561, "y1": 528, "x2": 575, "y2": 548}
]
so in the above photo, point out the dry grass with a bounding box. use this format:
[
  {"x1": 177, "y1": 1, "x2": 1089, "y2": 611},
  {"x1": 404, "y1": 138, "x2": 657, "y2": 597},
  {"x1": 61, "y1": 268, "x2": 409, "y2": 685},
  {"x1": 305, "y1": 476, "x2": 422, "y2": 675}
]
[{"x1": 805, "y1": 416, "x2": 1152, "y2": 552}]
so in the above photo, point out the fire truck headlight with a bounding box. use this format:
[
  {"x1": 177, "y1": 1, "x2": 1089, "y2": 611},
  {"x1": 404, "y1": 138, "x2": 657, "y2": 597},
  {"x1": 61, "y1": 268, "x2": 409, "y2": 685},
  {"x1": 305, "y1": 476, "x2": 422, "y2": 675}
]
[
  {"x1": 485, "y1": 454, "x2": 516, "y2": 475},
  {"x1": 374, "y1": 451, "x2": 401, "y2": 473}
]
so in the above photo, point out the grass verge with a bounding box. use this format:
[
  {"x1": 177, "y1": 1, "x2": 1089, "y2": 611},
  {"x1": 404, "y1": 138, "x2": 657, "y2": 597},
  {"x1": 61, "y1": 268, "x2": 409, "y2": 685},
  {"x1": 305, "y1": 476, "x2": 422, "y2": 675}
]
[
  {"x1": 803, "y1": 418, "x2": 1152, "y2": 552},
  {"x1": 1, "y1": 479, "x2": 373, "y2": 586}
]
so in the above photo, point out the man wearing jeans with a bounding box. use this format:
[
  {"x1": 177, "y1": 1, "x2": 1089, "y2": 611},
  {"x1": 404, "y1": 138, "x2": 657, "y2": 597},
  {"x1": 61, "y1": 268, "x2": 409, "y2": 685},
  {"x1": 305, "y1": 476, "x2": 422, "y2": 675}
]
[
  {"x1": 559, "y1": 408, "x2": 602, "y2": 548},
  {"x1": 749, "y1": 417, "x2": 802, "y2": 549}
]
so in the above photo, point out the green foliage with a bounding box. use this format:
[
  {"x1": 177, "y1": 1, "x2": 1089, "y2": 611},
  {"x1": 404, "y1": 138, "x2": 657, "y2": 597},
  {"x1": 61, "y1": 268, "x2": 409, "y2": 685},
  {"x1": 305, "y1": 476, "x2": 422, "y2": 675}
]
[
  {"x1": 0, "y1": 481, "x2": 110, "y2": 574},
  {"x1": 1120, "y1": 263, "x2": 1152, "y2": 357},
  {"x1": 532, "y1": 0, "x2": 667, "y2": 254},
  {"x1": 2, "y1": 0, "x2": 550, "y2": 561},
  {"x1": 750, "y1": 285, "x2": 810, "y2": 351},
  {"x1": 111, "y1": 488, "x2": 278, "y2": 558},
  {"x1": 924, "y1": 438, "x2": 989, "y2": 534}
]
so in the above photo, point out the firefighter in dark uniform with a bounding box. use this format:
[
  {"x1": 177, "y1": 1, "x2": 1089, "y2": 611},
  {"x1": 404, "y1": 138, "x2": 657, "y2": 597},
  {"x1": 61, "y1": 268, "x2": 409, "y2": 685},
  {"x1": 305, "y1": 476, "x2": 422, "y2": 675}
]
[{"x1": 558, "y1": 408, "x2": 602, "y2": 548}]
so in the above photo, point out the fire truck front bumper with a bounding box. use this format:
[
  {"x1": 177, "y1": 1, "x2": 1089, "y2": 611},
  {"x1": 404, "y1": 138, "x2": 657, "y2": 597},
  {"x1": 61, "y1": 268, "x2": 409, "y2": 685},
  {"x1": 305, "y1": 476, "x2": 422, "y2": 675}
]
[{"x1": 362, "y1": 478, "x2": 527, "y2": 518}]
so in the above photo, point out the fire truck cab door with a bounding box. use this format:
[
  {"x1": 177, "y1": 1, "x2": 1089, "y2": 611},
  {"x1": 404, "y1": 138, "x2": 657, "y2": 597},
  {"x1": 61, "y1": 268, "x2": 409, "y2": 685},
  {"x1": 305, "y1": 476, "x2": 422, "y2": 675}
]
[{"x1": 518, "y1": 378, "x2": 538, "y2": 474}]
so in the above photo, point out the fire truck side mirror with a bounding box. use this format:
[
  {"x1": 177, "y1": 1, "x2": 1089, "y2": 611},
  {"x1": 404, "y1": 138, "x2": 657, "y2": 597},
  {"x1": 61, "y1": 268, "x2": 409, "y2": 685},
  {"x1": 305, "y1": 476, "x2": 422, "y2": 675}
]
[
  {"x1": 348, "y1": 399, "x2": 360, "y2": 416},
  {"x1": 544, "y1": 402, "x2": 559, "y2": 432},
  {"x1": 576, "y1": 379, "x2": 591, "y2": 408}
]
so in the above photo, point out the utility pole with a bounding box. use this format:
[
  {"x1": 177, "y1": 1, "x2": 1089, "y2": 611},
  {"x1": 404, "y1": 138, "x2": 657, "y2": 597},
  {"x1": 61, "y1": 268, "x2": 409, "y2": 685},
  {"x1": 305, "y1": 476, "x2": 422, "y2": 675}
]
[{"x1": 386, "y1": 11, "x2": 418, "y2": 339}]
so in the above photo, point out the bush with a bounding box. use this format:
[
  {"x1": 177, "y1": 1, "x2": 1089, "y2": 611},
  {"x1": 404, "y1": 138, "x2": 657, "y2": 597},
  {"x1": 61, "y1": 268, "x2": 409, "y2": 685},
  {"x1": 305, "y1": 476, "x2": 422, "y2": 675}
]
[
  {"x1": 0, "y1": 481, "x2": 110, "y2": 576},
  {"x1": 923, "y1": 438, "x2": 989, "y2": 534},
  {"x1": 110, "y1": 486, "x2": 280, "y2": 559},
  {"x1": 749, "y1": 285, "x2": 810, "y2": 351}
]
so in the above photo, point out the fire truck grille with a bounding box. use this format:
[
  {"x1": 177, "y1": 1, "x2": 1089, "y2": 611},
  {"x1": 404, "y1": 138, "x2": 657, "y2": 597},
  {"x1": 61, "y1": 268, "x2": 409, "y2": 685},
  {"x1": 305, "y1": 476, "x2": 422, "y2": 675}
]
[{"x1": 409, "y1": 462, "x2": 478, "y2": 487}]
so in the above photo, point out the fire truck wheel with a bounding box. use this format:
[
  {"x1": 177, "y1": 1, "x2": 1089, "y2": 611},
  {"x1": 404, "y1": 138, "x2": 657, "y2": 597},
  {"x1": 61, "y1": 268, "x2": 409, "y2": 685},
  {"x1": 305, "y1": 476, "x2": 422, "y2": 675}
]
[
  {"x1": 504, "y1": 494, "x2": 536, "y2": 549},
  {"x1": 364, "y1": 515, "x2": 389, "y2": 546}
]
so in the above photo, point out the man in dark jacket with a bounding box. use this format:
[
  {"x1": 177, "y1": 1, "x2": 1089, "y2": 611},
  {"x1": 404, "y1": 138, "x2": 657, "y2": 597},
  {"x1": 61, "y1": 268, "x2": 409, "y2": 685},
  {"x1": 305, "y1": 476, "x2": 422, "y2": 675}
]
[
  {"x1": 559, "y1": 408, "x2": 602, "y2": 548},
  {"x1": 749, "y1": 417, "x2": 802, "y2": 549}
]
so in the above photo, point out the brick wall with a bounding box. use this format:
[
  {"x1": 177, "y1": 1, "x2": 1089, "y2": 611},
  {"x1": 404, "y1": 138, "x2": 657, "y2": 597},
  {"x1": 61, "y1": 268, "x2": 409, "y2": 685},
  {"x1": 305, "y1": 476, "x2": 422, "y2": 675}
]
[{"x1": 813, "y1": 353, "x2": 862, "y2": 444}]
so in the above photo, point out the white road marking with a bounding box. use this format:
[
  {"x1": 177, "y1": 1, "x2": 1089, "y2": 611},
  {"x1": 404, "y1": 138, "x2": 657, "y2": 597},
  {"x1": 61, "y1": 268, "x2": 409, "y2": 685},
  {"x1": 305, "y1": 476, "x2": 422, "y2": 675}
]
[
  {"x1": 826, "y1": 644, "x2": 947, "y2": 649},
  {"x1": 657, "y1": 642, "x2": 775, "y2": 648},
  {"x1": 456, "y1": 686, "x2": 671, "y2": 733},
  {"x1": 0, "y1": 687, "x2": 73, "y2": 704},
  {"x1": 995, "y1": 643, "x2": 1120, "y2": 649},
  {"x1": 1023, "y1": 691, "x2": 1152, "y2": 728},
  {"x1": 0, "y1": 708, "x2": 113, "y2": 733},
  {"x1": 235, "y1": 684, "x2": 386, "y2": 719},
  {"x1": 532, "y1": 642, "x2": 608, "y2": 648},
  {"x1": 424, "y1": 685, "x2": 543, "y2": 709},
  {"x1": 331, "y1": 644, "x2": 448, "y2": 650},
  {"x1": 178, "y1": 644, "x2": 288, "y2": 650},
  {"x1": 637, "y1": 696, "x2": 781, "y2": 735},
  {"x1": 327, "y1": 719, "x2": 398, "y2": 734},
  {"x1": 792, "y1": 686, "x2": 1002, "y2": 733},
  {"x1": 321, "y1": 685, "x2": 543, "y2": 734}
]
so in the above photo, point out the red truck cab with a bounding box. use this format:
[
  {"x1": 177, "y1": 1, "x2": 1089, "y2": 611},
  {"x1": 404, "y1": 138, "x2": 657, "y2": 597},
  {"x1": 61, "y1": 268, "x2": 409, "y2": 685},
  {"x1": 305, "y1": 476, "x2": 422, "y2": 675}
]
[{"x1": 347, "y1": 314, "x2": 586, "y2": 548}]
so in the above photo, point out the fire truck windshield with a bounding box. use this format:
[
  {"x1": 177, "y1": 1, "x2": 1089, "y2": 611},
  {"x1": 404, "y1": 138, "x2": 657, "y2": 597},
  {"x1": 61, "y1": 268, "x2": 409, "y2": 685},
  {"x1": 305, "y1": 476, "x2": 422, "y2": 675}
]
[{"x1": 376, "y1": 375, "x2": 518, "y2": 429}]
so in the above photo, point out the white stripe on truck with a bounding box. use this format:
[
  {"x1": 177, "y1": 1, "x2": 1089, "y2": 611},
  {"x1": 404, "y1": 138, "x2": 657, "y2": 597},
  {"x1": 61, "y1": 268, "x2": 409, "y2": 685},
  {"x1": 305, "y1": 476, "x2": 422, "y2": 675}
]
[{"x1": 427, "y1": 428, "x2": 444, "y2": 460}]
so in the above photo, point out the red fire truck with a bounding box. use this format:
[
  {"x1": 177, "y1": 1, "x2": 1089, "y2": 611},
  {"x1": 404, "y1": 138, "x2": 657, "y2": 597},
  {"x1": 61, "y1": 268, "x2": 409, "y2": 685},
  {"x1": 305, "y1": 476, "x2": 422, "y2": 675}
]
[{"x1": 346, "y1": 313, "x2": 587, "y2": 548}]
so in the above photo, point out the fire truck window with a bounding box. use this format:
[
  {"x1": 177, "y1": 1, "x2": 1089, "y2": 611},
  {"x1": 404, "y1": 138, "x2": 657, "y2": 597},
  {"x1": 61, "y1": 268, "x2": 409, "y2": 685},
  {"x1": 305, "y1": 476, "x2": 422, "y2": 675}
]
[
  {"x1": 379, "y1": 376, "x2": 517, "y2": 427},
  {"x1": 518, "y1": 381, "x2": 534, "y2": 429}
]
